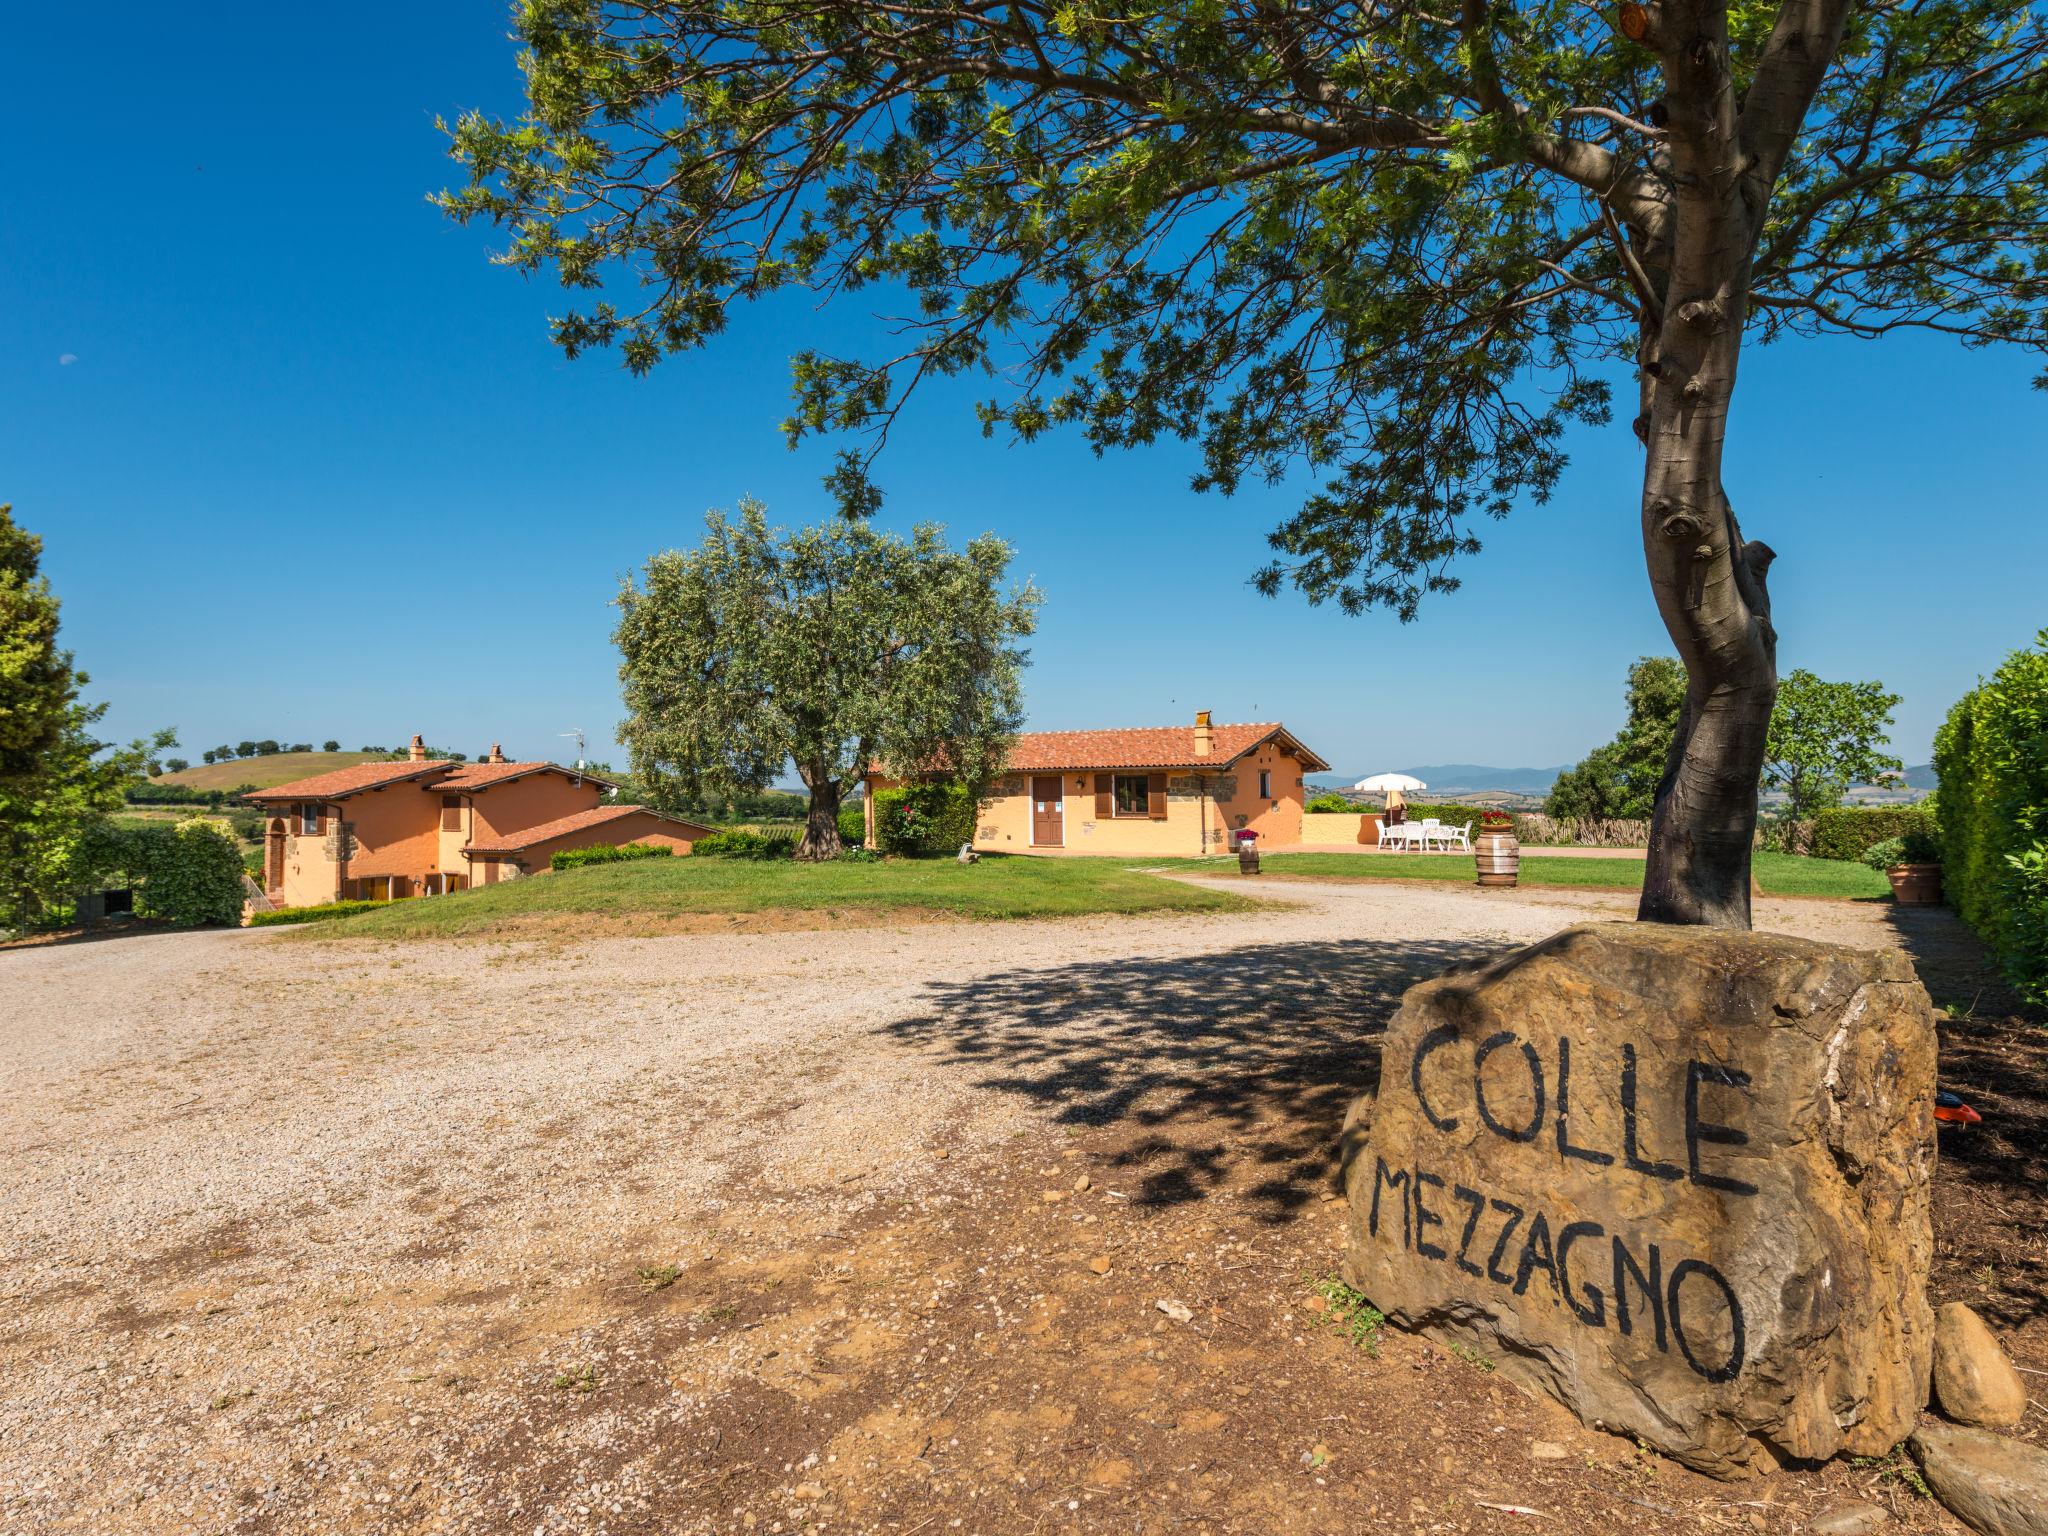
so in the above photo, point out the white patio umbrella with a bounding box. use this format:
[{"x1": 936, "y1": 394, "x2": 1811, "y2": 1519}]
[{"x1": 1352, "y1": 772, "x2": 1427, "y2": 804}]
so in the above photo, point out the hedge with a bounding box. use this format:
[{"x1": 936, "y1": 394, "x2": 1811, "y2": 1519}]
[
  {"x1": 1810, "y1": 806, "x2": 1938, "y2": 863},
  {"x1": 550, "y1": 842, "x2": 675, "y2": 872},
  {"x1": 73, "y1": 818, "x2": 247, "y2": 927},
  {"x1": 837, "y1": 802, "x2": 867, "y2": 847},
  {"x1": 873, "y1": 782, "x2": 978, "y2": 856},
  {"x1": 1934, "y1": 630, "x2": 2048, "y2": 1004},
  {"x1": 248, "y1": 899, "x2": 385, "y2": 927},
  {"x1": 692, "y1": 828, "x2": 799, "y2": 859},
  {"x1": 1305, "y1": 793, "x2": 1364, "y2": 814}
]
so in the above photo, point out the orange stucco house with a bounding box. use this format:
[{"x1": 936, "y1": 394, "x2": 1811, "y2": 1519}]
[
  {"x1": 244, "y1": 736, "x2": 711, "y2": 908},
  {"x1": 865, "y1": 712, "x2": 1329, "y2": 857}
]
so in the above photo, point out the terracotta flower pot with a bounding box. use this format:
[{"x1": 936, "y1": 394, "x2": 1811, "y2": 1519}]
[
  {"x1": 1887, "y1": 863, "x2": 1943, "y2": 906},
  {"x1": 1475, "y1": 827, "x2": 1520, "y2": 887}
]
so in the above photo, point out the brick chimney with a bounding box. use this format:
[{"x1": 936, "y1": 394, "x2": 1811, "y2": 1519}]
[
  {"x1": 408, "y1": 734, "x2": 427, "y2": 762},
  {"x1": 1193, "y1": 710, "x2": 1214, "y2": 757},
  {"x1": 486, "y1": 743, "x2": 506, "y2": 763}
]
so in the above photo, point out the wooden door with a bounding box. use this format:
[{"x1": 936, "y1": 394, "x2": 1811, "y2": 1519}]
[{"x1": 1031, "y1": 776, "x2": 1063, "y2": 847}]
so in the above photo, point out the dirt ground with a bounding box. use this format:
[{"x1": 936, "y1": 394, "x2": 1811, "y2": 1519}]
[{"x1": 1, "y1": 878, "x2": 2040, "y2": 1536}]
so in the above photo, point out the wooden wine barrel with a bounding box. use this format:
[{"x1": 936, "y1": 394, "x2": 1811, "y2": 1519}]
[{"x1": 1475, "y1": 828, "x2": 1521, "y2": 887}]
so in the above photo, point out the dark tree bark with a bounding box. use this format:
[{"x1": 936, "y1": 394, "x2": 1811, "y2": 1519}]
[
  {"x1": 1631, "y1": 0, "x2": 1846, "y2": 928},
  {"x1": 797, "y1": 768, "x2": 844, "y2": 862}
]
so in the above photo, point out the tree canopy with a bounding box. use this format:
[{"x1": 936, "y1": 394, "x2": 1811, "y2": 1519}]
[
  {"x1": 441, "y1": 0, "x2": 2048, "y2": 926},
  {"x1": 0, "y1": 505, "x2": 174, "y2": 930},
  {"x1": 1546, "y1": 655, "x2": 1686, "y2": 820},
  {"x1": 613, "y1": 501, "x2": 1040, "y2": 858},
  {"x1": 1762, "y1": 668, "x2": 1902, "y2": 822}
]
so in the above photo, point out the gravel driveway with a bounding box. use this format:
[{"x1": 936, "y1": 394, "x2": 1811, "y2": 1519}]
[{"x1": 0, "y1": 879, "x2": 1982, "y2": 1534}]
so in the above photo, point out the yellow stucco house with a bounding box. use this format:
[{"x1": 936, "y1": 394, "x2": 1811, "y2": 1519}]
[
  {"x1": 866, "y1": 712, "x2": 1330, "y2": 857},
  {"x1": 244, "y1": 736, "x2": 711, "y2": 908}
]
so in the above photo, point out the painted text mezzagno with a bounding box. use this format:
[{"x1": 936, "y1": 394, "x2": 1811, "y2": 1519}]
[{"x1": 1369, "y1": 1025, "x2": 1758, "y2": 1384}]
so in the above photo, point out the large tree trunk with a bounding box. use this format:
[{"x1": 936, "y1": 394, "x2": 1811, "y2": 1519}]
[
  {"x1": 797, "y1": 770, "x2": 844, "y2": 861},
  {"x1": 1633, "y1": 15, "x2": 1780, "y2": 929}
]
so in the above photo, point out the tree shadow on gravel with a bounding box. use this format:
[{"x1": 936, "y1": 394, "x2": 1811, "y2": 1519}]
[{"x1": 883, "y1": 936, "x2": 1497, "y2": 1222}]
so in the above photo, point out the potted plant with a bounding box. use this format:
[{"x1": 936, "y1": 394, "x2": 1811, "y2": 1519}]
[
  {"x1": 1475, "y1": 810, "x2": 1520, "y2": 888},
  {"x1": 1864, "y1": 830, "x2": 1942, "y2": 905}
]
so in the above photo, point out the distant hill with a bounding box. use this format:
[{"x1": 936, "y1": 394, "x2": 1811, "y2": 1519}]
[
  {"x1": 158, "y1": 751, "x2": 386, "y2": 792},
  {"x1": 1309, "y1": 763, "x2": 1564, "y2": 797}
]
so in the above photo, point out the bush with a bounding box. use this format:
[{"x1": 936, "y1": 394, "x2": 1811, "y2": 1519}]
[
  {"x1": 692, "y1": 828, "x2": 798, "y2": 859},
  {"x1": 73, "y1": 817, "x2": 246, "y2": 927},
  {"x1": 837, "y1": 802, "x2": 868, "y2": 847},
  {"x1": 1811, "y1": 805, "x2": 1938, "y2": 863},
  {"x1": 1862, "y1": 828, "x2": 1942, "y2": 871},
  {"x1": 873, "y1": 782, "x2": 978, "y2": 855},
  {"x1": 1305, "y1": 793, "x2": 1364, "y2": 814},
  {"x1": 248, "y1": 899, "x2": 385, "y2": 927},
  {"x1": 550, "y1": 842, "x2": 676, "y2": 872},
  {"x1": 1935, "y1": 631, "x2": 2048, "y2": 1003}
]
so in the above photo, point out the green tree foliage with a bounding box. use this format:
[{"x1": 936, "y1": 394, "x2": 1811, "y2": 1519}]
[
  {"x1": 1546, "y1": 657, "x2": 1686, "y2": 820},
  {"x1": 614, "y1": 501, "x2": 1039, "y2": 859},
  {"x1": 1763, "y1": 670, "x2": 1902, "y2": 823},
  {"x1": 872, "y1": 782, "x2": 979, "y2": 856},
  {"x1": 0, "y1": 505, "x2": 173, "y2": 930},
  {"x1": 1935, "y1": 631, "x2": 2048, "y2": 1004},
  {"x1": 438, "y1": 0, "x2": 2048, "y2": 929},
  {"x1": 74, "y1": 819, "x2": 246, "y2": 927},
  {"x1": 322, "y1": 740, "x2": 340, "y2": 753}
]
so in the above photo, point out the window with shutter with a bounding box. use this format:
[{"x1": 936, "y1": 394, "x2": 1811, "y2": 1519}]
[
  {"x1": 1147, "y1": 772, "x2": 1167, "y2": 819},
  {"x1": 1095, "y1": 774, "x2": 1113, "y2": 819},
  {"x1": 441, "y1": 795, "x2": 462, "y2": 832}
]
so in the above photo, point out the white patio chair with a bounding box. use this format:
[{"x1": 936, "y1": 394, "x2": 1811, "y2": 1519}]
[
  {"x1": 1417, "y1": 817, "x2": 1444, "y2": 850},
  {"x1": 1438, "y1": 821, "x2": 1473, "y2": 852}
]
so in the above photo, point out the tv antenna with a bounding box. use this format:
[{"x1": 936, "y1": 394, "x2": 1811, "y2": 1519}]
[{"x1": 559, "y1": 729, "x2": 586, "y2": 786}]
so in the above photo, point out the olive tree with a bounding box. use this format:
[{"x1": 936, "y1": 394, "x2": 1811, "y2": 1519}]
[
  {"x1": 441, "y1": 1, "x2": 2048, "y2": 926},
  {"x1": 614, "y1": 501, "x2": 1040, "y2": 858}
]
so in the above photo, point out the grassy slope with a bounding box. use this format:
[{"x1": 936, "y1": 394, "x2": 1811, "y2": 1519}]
[
  {"x1": 159, "y1": 751, "x2": 386, "y2": 791},
  {"x1": 324, "y1": 853, "x2": 1255, "y2": 939},
  {"x1": 1204, "y1": 850, "x2": 1888, "y2": 899}
]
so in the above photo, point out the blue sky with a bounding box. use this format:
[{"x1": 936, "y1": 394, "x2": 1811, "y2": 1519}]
[{"x1": 3, "y1": 5, "x2": 2040, "y2": 778}]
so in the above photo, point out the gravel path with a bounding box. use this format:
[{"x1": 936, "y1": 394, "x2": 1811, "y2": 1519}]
[{"x1": 0, "y1": 880, "x2": 1947, "y2": 1534}]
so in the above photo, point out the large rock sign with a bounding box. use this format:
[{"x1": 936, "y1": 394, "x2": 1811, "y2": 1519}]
[{"x1": 1341, "y1": 924, "x2": 1937, "y2": 1478}]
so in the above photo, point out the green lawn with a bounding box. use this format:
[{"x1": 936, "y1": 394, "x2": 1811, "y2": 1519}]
[
  {"x1": 314, "y1": 852, "x2": 1257, "y2": 939},
  {"x1": 1170, "y1": 849, "x2": 1889, "y2": 900}
]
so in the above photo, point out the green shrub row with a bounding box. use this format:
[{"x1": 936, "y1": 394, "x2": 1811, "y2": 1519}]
[
  {"x1": 73, "y1": 818, "x2": 246, "y2": 927},
  {"x1": 692, "y1": 828, "x2": 800, "y2": 859},
  {"x1": 1935, "y1": 630, "x2": 2048, "y2": 1005},
  {"x1": 872, "y1": 782, "x2": 978, "y2": 856},
  {"x1": 550, "y1": 842, "x2": 676, "y2": 871},
  {"x1": 1811, "y1": 805, "x2": 1938, "y2": 863},
  {"x1": 248, "y1": 899, "x2": 385, "y2": 927},
  {"x1": 1305, "y1": 793, "x2": 1363, "y2": 814}
]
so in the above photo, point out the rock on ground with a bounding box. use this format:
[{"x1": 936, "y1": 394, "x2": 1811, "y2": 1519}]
[
  {"x1": 1342, "y1": 922, "x2": 1938, "y2": 1478},
  {"x1": 1806, "y1": 1501, "x2": 1892, "y2": 1536},
  {"x1": 1934, "y1": 1302, "x2": 2030, "y2": 1429},
  {"x1": 1910, "y1": 1420, "x2": 2048, "y2": 1536}
]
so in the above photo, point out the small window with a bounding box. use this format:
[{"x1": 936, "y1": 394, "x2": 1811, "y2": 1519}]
[
  {"x1": 351, "y1": 876, "x2": 393, "y2": 902},
  {"x1": 1112, "y1": 774, "x2": 1150, "y2": 817},
  {"x1": 298, "y1": 802, "x2": 322, "y2": 836},
  {"x1": 441, "y1": 794, "x2": 462, "y2": 832},
  {"x1": 1259, "y1": 770, "x2": 1272, "y2": 800}
]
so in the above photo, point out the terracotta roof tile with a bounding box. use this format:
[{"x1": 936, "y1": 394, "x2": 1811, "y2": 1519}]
[
  {"x1": 461, "y1": 804, "x2": 712, "y2": 856},
  {"x1": 436, "y1": 761, "x2": 617, "y2": 792},
  {"x1": 997, "y1": 723, "x2": 1327, "y2": 773},
  {"x1": 242, "y1": 760, "x2": 456, "y2": 802}
]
